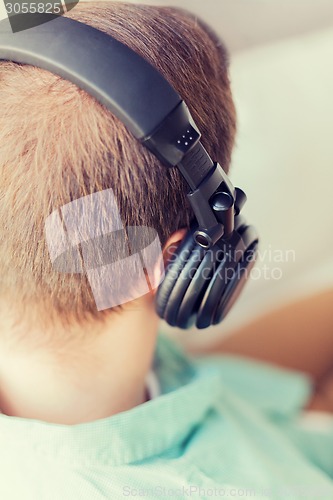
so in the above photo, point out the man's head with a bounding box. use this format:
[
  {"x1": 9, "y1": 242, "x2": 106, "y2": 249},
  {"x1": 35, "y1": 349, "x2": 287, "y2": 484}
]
[{"x1": 0, "y1": 1, "x2": 236, "y2": 345}]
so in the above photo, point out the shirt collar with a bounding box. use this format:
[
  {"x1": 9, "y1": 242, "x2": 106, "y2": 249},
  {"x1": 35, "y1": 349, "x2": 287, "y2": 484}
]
[{"x1": 0, "y1": 368, "x2": 223, "y2": 466}]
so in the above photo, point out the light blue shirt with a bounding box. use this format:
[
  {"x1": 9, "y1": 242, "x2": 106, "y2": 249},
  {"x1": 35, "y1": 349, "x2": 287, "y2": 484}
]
[{"x1": 1, "y1": 332, "x2": 333, "y2": 499}]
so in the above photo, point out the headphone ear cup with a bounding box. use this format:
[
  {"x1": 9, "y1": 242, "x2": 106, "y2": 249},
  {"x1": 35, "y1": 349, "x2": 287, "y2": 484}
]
[
  {"x1": 155, "y1": 229, "x2": 197, "y2": 320},
  {"x1": 196, "y1": 252, "x2": 241, "y2": 329},
  {"x1": 213, "y1": 241, "x2": 258, "y2": 325},
  {"x1": 156, "y1": 222, "x2": 259, "y2": 330},
  {"x1": 197, "y1": 225, "x2": 259, "y2": 329},
  {"x1": 176, "y1": 248, "x2": 220, "y2": 329},
  {"x1": 163, "y1": 243, "x2": 207, "y2": 327},
  {"x1": 213, "y1": 237, "x2": 258, "y2": 325}
]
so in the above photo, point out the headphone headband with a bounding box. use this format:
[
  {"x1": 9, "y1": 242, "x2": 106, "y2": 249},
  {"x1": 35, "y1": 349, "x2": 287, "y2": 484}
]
[
  {"x1": 0, "y1": 13, "x2": 234, "y2": 244},
  {"x1": 0, "y1": 14, "x2": 209, "y2": 172},
  {"x1": 0, "y1": 14, "x2": 181, "y2": 141}
]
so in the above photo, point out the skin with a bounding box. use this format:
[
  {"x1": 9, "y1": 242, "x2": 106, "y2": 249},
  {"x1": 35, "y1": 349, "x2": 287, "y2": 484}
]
[
  {"x1": 0, "y1": 230, "x2": 184, "y2": 425},
  {"x1": 189, "y1": 289, "x2": 333, "y2": 413},
  {"x1": 0, "y1": 228, "x2": 331, "y2": 423},
  {"x1": 0, "y1": 298, "x2": 159, "y2": 424}
]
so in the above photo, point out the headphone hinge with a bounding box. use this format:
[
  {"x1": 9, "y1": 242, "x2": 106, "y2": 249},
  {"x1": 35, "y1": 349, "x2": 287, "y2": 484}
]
[{"x1": 187, "y1": 162, "x2": 237, "y2": 247}]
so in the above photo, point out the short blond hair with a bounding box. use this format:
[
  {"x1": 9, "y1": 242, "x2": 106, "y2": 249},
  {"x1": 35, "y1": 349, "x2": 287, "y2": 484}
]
[{"x1": 0, "y1": 2, "x2": 236, "y2": 334}]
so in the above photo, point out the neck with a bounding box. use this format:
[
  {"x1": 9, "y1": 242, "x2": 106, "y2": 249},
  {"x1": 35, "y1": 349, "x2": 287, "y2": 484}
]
[{"x1": 0, "y1": 298, "x2": 159, "y2": 425}]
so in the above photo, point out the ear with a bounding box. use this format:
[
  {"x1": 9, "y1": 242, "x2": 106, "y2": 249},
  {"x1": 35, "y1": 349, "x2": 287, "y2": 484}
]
[
  {"x1": 151, "y1": 228, "x2": 187, "y2": 295},
  {"x1": 162, "y1": 228, "x2": 187, "y2": 265}
]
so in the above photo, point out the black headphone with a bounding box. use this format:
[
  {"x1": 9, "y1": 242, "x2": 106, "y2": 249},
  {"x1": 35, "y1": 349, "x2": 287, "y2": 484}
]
[{"x1": 0, "y1": 13, "x2": 259, "y2": 329}]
